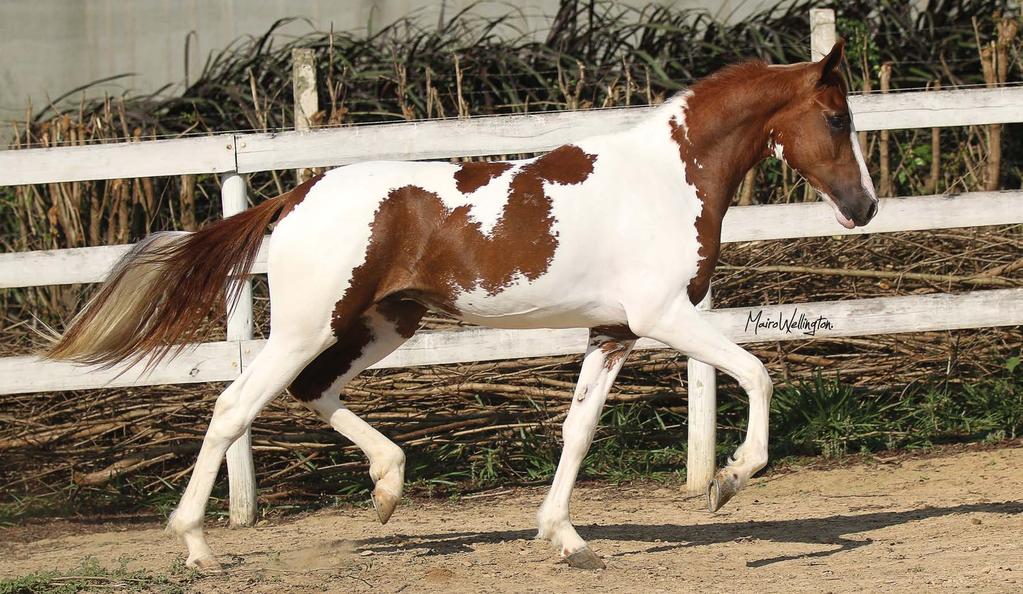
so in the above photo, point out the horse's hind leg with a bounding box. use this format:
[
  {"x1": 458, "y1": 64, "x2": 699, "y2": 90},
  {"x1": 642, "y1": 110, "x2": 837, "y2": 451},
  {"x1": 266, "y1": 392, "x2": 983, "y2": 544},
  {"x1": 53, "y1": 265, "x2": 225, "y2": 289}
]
[
  {"x1": 167, "y1": 334, "x2": 330, "y2": 570},
  {"x1": 289, "y1": 299, "x2": 426, "y2": 524}
]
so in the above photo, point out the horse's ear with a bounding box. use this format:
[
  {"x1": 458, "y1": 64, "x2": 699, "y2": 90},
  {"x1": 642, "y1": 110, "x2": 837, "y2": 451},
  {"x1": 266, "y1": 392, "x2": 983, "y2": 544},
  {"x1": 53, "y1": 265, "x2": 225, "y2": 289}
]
[{"x1": 817, "y1": 39, "x2": 846, "y2": 88}]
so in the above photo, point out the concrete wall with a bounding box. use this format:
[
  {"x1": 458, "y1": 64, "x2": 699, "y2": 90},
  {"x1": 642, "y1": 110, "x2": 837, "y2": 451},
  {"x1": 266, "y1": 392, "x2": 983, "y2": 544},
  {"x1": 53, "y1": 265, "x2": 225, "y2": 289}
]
[{"x1": 0, "y1": 0, "x2": 781, "y2": 123}]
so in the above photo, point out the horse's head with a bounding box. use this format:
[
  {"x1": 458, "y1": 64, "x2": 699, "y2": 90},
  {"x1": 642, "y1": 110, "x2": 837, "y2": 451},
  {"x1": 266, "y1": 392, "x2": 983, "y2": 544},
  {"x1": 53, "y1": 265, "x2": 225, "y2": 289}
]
[{"x1": 768, "y1": 41, "x2": 878, "y2": 228}]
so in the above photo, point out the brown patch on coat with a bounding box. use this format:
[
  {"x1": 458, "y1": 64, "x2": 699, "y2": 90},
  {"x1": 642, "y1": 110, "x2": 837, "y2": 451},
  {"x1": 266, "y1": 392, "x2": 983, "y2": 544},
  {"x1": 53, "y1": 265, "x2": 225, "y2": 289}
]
[
  {"x1": 328, "y1": 145, "x2": 598, "y2": 327},
  {"x1": 598, "y1": 340, "x2": 632, "y2": 370},
  {"x1": 453, "y1": 161, "x2": 514, "y2": 194},
  {"x1": 589, "y1": 326, "x2": 637, "y2": 370},
  {"x1": 289, "y1": 315, "x2": 374, "y2": 401},
  {"x1": 667, "y1": 57, "x2": 852, "y2": 304},
  {"x1": 376, "y1": 299, "x2": 426, "y2": 339},
  {"x1": 590, "y1": 324, "x2": 637, "y2": 342},
  {"x1": 669, "y1": 113, "x2": 725, "y2": 305},
  {"x1": 289, "y1": 299, "x2": 425, "y2": 401}
]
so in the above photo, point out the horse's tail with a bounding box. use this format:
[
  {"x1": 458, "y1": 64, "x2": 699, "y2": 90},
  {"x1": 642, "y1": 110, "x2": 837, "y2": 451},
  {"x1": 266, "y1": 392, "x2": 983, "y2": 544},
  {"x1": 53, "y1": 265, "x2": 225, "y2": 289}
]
[{"x1": 47, "y1": 182, "x2": 312, "y2": 369}]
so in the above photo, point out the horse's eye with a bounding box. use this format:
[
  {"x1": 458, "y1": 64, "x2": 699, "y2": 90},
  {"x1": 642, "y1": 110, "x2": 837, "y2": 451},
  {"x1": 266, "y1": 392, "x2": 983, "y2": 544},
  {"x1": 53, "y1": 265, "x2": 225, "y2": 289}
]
[{"x1": 826, "y1": 113, "x2": 851, "y2": 133}]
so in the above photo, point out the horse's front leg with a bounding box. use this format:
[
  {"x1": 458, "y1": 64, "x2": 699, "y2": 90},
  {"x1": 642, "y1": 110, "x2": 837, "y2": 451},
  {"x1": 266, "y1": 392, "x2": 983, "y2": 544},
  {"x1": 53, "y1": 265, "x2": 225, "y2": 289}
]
[
  {"x1": 632, "y1": 296, "x2": 773, "y2": 511},
  {"x1": 537, "y1": 328, "x2": 635, "y2": 569}
]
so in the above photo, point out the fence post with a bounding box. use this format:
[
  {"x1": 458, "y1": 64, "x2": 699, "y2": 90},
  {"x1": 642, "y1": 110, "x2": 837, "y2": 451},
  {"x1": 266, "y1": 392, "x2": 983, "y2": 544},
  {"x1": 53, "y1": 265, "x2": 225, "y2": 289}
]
[
  {"x1": 292, "y1": 48, "x2": 318, "y2": 184},
  {"x1": 221, "y1": 171, "x2": 258, "y2": 527},
  {"x1": 686, "y1": 287, "x2": 717, "y2": 495},
  {"x1": 810, "y1": 8, "x2": 837, "y2": 61}
]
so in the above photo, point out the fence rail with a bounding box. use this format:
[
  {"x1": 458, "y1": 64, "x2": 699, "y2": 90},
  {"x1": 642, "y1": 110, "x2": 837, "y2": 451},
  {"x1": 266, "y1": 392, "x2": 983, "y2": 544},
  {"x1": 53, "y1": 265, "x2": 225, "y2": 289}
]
[
  {"x1": 3, "y1": 288, "x2": 1020, "y2": 396},
  {"x1": 1, "y1": 7, "x2": 1020, "y2": 523},
  {"x1": 3, "y1": 86, "x2": 1023, "y2": 187},
  {"x1": 3, "y1": 190, "x2": 1020, "y2": 289}
]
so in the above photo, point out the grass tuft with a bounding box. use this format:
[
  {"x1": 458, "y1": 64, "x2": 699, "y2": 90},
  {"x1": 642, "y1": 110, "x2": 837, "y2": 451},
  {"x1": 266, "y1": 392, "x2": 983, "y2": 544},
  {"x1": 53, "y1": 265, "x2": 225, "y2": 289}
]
[{"x1": 0, "y1": 556, "x2": 198, "y2": 594}]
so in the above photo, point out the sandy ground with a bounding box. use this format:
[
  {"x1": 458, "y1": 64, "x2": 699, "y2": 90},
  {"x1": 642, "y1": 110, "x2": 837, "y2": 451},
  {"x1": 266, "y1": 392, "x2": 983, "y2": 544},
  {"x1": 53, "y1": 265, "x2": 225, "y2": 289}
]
[{"x1": 2, "y1": 446, "x2": 1022, "y2": 593}]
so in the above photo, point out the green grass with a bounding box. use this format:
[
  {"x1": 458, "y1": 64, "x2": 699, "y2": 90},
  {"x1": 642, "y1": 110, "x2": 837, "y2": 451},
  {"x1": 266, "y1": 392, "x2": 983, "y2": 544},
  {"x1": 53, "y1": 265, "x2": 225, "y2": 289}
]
[
  {"x1": 0, "y1": 557, "x2": 198, "y2": 594},
  {"x1": 0, "y1": 485, "x2": 219, "y2": 530},
  {"x1": 0, "y1": 497, "x2": 71, "y2": 529},
  {"x1": 405, "y1": 358, "x2": 1022, "y2": 495},
  {"x1": 770, "y1": 358, "x2": 1022, "y2": 459},
  {"x1": 400, "y1": 357, "x2": 1021, "y2": 499},
  {"x1": 402, "y1": 399, "x2": 689, "y2": 497}
]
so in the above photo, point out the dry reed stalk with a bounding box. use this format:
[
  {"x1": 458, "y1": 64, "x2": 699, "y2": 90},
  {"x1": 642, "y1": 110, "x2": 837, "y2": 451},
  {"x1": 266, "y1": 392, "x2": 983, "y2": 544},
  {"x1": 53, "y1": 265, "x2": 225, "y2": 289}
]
[
  {"x1": 996, "y1": 17, "x2": 1017, "y2": 86},
  {"x1": 981, "y1": 17, "x2": 1020, "y2": 191},
  {"x1": 981, "y1": 44, "x2": 1000, "y2": 191},
  {"x1": 879, "y1": 62, "x2": 893, "y2": 197},
  {"x1": 558, "y1": 61, "x2": 586, "y2": 109},
  {"x1": 924, "y1": 79, "x2": 942, "y2": 194},
  {"x1": 643, "y1": 66, "x2": 653, "y2": 105},
  {"x1": 395, "y1": 61, "x2": 416, "y2": 121},
  {"x1": 624, "y1": 58, "x2": 634, "y2": 106},
  {"x1": 858, "y1": 38, "x2": 872, "y2": 156},
  {"x1": 716, "y1": 264, "x2": 1018, "y2": 287},
  {"x1": 738, "y1": 168, "x2": 756, "y2": 206},
  {"x1": 781, "y1": 162, "x2": 791, "y2": 200},
  {"x1": 425, "y1": 67, "x2": 435, "y2": 119},
  {"x1": 454, "y1": 54, "x2": 469, "y2": 119},
  {"x1": 179, "y1": 175, "x2": 197, "y2": 231}
]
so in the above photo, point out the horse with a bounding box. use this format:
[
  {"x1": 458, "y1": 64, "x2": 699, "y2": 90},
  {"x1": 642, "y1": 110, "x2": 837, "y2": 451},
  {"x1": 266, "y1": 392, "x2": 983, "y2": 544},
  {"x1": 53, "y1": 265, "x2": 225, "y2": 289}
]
[{"x1": 47, "y1": 40, "x2": 877, "y2": 571}]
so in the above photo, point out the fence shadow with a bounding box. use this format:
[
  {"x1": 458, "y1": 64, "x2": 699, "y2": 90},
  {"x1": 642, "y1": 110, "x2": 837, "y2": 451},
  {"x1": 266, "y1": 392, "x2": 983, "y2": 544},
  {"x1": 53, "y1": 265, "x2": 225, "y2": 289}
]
[{"x1": 357, "y1": 501, "x2": 1022, "y2": 567}]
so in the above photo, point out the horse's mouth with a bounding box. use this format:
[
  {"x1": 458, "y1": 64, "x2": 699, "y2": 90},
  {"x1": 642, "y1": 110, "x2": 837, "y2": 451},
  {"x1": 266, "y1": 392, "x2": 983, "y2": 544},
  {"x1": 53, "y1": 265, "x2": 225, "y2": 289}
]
[
  {"x1": 820, "y1": 193, "x2": 857, "y2": 229},
  {"x1": 834, "y1": 211, "x2": 856, "y2": 229}
]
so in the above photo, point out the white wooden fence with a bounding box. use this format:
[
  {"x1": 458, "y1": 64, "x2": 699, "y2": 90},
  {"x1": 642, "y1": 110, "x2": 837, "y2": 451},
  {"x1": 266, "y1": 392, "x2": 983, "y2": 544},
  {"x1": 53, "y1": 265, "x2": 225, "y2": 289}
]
[{"x1": 1, "y1": 9, "x2": 1021, "y2": 523}]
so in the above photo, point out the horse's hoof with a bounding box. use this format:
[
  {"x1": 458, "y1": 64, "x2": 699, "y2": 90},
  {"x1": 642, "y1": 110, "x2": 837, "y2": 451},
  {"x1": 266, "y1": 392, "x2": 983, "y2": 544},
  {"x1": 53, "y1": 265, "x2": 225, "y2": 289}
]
[
  {"x1": 707, "y1": 471, "x2": 739, "y2": 512},
  {"x1": 564, "y1": 547, "x2": 605, "y2": 570},
  {"x1": 372, "y1": 487, "x2": 400, "y2": 525},
  {"x1": 188, "y1": 556, "x2": 224, "y2": 574}
]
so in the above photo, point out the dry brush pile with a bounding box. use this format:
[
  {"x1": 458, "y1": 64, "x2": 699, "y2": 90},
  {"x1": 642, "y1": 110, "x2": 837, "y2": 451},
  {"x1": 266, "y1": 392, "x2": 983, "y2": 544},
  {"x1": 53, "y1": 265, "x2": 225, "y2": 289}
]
[{"x1": 1, "y1": 0, "x2": 1021, "y2": 517}]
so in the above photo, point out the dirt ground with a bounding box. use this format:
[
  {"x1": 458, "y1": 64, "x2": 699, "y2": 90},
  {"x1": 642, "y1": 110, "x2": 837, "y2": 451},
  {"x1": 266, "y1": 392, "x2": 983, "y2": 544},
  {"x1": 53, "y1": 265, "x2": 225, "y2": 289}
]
[{"x1": 2, "y1": 446, "x2": 1022, "y2": 593}]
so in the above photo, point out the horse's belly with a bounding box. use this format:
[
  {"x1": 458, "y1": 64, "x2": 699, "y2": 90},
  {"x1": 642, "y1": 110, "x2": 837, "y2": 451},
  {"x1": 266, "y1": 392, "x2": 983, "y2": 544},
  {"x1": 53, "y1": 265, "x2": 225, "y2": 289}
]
[{"x1": 446, "y1": 285, "x2": 627, "y2": 330}]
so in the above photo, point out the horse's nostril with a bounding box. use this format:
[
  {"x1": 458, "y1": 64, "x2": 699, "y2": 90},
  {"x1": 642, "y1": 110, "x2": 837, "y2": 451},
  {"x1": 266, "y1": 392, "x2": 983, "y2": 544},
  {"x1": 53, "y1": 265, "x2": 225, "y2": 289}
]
[{"x1": 867, "y1": 201, "x2": 878, "y2": 220}]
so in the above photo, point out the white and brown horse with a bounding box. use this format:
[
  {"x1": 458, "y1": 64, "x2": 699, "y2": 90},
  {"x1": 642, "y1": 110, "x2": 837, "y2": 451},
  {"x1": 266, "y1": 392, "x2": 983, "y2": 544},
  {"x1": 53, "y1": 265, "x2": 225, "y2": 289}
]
[{"x1": 49, "y1": 41, "x2": 876, "y2": 570}]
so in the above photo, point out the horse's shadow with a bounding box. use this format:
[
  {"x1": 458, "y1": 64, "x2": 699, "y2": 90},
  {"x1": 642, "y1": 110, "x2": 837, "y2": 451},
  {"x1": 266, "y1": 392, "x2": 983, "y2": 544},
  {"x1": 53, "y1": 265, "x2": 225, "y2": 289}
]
[{"x1": 358, "y1": 501, "x2": 1022, "y2": 567}]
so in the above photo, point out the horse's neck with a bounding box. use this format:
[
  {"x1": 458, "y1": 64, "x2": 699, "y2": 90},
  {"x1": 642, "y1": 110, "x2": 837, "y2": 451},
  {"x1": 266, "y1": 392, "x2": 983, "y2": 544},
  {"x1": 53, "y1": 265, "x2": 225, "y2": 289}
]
[{"x1": 642, "y1": 75, "x2": 782, "y2": 224}]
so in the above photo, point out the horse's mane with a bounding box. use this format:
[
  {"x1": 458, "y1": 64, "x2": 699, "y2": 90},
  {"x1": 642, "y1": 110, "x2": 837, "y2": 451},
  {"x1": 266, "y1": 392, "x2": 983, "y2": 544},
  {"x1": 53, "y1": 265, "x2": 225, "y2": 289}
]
[
  {"x1": 661, "y1": 59, "x2": 826, "y2": 112},
  {"x1": 694, "y1": 60, "x2": 772, "y2": 88},
  {"x1": 661, "y1": 60, "x2": 771, "y2": 105}
]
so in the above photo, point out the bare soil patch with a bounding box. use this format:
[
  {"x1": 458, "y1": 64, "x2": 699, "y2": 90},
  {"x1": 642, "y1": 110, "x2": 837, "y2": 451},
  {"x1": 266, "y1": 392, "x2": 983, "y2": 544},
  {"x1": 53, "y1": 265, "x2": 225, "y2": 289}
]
[{"x1": 2, "y1": 447, "x2": 1021, "y2": 593}]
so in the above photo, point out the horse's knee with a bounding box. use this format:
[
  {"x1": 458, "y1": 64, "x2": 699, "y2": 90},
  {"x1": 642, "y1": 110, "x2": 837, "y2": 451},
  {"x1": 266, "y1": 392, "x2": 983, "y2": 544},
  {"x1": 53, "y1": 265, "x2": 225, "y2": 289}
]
[
  {"x1": 737, "y1": 357, "x2": 772, "y2": 400},
  {"x1": 754, "y1": 364, "x2": 772, "y2": 398}
]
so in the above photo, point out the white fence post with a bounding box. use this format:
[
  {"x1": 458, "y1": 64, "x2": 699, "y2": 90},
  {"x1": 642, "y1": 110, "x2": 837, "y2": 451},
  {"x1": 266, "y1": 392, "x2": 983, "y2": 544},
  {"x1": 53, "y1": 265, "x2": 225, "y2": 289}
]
[
  {"x1": 686, "y1": 287, "x2": 717, "y2": 494},
  {"x1": 810, "y1": 8, "x2": 837, "y2": 61},
  {"x1": 292, "y1": 48, "x2": 318, "y2": 184},
  {"x1": 221, "y1": 171, "x2": 258, "y2": 527}
]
